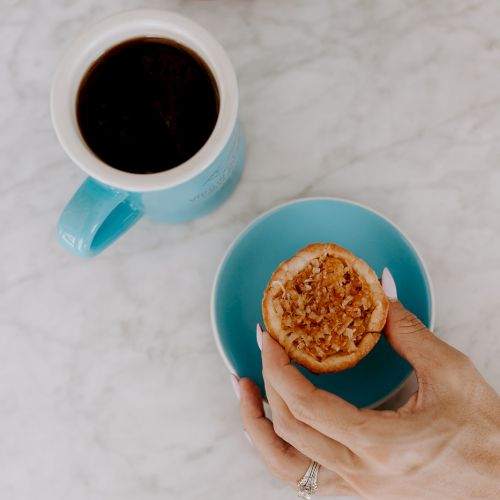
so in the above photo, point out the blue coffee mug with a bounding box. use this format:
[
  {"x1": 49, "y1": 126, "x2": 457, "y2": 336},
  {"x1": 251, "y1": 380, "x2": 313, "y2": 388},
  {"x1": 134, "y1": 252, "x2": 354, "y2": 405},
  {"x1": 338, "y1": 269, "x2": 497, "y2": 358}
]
[{"x1": 51, "y1": 11, "x2": 245, "y2": 258}]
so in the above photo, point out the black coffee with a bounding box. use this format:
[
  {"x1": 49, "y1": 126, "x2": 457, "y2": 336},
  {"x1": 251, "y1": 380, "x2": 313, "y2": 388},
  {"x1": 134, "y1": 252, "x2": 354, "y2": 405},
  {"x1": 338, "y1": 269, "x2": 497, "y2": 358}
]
[{"x1": 76, "y1": 38, "x2": 219, "y2": 174}]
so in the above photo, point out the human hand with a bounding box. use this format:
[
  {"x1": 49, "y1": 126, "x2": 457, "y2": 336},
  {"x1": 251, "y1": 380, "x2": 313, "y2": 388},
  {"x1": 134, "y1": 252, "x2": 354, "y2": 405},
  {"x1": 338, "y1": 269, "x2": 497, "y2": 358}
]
[{"x1": 237, "y1": 291, "x2": 500, "y2": 498}]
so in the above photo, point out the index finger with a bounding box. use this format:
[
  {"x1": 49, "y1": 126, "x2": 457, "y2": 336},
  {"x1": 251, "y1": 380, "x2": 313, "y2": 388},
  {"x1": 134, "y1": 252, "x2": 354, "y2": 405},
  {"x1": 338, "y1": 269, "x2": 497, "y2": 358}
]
[{"x1": 261, "y1": 331, "x2": 401, "y2": 451}]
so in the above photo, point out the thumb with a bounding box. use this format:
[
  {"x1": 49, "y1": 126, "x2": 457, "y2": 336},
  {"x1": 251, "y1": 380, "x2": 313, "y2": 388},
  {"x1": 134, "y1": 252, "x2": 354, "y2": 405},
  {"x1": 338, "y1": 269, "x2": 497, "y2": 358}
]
[{"x1": 384, "y1": 300, "x2": 452, "y2": 381}]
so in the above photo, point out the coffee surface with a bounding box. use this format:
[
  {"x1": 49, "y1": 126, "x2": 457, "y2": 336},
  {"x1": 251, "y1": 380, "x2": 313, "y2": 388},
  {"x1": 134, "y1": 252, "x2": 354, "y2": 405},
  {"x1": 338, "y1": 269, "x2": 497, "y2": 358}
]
[{"x1": 77, "y1": 37, "x2": 219, "y2": 174}]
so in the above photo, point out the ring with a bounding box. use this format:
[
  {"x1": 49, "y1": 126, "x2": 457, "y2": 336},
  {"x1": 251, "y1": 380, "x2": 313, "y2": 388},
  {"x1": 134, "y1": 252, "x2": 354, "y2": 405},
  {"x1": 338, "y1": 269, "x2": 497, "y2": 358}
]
[{"x1": 296, "y1": 460, "x2": 320, "y2": 499}]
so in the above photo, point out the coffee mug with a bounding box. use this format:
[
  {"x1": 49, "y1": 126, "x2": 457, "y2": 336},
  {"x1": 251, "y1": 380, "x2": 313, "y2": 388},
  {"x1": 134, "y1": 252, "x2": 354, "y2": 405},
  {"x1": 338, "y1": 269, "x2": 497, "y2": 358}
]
[{"x1": 51, "y1": 10, "x2": 245, "y2": 258}]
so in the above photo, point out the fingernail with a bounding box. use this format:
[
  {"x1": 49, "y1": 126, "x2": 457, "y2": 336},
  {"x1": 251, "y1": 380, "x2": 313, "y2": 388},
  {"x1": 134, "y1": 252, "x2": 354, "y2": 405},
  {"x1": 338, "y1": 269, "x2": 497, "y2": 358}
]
[
  {"x1": 243, "y1": 430, "x2": 253, "y2": 446},
  {"x1": 256, "y1": 323, "x2": 263, "y2": 351},
  {"x1": 230, "y1": 374, "x2": 240, "y2": 400},
  {"x1": 382, "y1": 268, "x2": 398, "y2": 300}
]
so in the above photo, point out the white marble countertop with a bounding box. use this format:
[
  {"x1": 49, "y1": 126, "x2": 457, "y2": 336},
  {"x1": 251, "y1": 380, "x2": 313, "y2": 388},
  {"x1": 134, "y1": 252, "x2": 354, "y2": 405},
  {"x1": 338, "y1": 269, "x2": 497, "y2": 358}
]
[{"x1": 2, "y1": 1, "x2": 500, "y2": 499}]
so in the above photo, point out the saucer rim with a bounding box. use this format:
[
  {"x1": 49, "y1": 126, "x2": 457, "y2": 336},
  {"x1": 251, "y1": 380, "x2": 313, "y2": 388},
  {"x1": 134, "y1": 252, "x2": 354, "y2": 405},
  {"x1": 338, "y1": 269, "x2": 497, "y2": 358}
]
[{"x1": 210, "y1": 196, "x2": 436, "y2": 408}]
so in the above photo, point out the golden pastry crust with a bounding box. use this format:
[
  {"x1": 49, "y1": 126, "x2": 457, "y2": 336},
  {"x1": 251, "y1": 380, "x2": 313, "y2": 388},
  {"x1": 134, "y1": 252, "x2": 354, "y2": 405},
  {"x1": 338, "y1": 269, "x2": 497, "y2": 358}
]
[{"x1": 262, "y1": 243, "x2": 388, "y2": 373}]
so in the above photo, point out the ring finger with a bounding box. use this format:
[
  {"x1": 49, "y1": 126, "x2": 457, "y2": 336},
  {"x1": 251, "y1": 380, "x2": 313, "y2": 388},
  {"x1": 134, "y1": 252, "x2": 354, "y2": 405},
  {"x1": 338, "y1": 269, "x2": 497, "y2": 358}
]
[{"x1": 239, "y1": 377, "x2": 354, "y2": 496}]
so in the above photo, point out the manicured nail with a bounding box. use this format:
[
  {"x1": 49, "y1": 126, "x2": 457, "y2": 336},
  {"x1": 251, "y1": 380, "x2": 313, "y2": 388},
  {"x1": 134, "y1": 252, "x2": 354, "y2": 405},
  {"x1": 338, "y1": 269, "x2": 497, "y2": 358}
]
[
  {"x1": 243, "y1": 430, "x2": 253, "y2": 446},
  {"x1": 230, "y1": 374, "x2": 240, "y2": 400},
  {"x1": 256, "y1": 323, "x2": 263, "y2": 350},
  {"x1": 382, "y1": 268, "x2": 398, "y2": 300}
]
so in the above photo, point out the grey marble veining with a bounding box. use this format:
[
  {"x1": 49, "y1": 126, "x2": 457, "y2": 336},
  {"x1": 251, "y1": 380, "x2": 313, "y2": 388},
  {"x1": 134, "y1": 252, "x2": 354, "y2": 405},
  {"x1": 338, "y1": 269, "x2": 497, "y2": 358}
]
[{"x1": 1, "y1": 1, "x2": 500, "y2": 499}]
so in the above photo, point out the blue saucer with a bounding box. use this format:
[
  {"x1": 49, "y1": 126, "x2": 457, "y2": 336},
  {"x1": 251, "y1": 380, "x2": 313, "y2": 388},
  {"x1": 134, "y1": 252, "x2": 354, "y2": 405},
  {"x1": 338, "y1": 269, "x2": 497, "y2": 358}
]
[{"x1": 211, "y1": 198, "x2": 434, "y2": 408}]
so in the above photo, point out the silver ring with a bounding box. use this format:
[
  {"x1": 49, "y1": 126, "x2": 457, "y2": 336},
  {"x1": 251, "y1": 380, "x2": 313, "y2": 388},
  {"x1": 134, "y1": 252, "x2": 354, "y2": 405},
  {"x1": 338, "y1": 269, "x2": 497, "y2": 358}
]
[{"x1": 297, "y1": 460, "x2": 320, "y2": 499}]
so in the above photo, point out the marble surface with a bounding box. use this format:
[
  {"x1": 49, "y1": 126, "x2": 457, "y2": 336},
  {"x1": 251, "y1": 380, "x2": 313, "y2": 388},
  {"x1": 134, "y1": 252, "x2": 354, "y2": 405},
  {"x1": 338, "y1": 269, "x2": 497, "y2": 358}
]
[{"x1": 2, "y1": 1, "x2": 500, "y2": 499}]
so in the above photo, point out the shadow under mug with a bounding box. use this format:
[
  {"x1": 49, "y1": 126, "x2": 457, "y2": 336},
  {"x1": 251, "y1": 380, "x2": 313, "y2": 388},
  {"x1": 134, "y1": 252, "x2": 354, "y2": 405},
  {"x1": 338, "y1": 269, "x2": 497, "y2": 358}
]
[{"x1": 51, "y1": 10, "x2": 245, "y2": 258}]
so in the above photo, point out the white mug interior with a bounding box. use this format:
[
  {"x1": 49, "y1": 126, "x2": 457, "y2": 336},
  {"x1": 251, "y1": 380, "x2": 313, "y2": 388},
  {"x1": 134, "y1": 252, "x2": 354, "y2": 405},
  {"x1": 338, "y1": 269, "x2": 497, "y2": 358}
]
[{"x1": 51, "y1": 10, "x2": 238, "y2": 192}]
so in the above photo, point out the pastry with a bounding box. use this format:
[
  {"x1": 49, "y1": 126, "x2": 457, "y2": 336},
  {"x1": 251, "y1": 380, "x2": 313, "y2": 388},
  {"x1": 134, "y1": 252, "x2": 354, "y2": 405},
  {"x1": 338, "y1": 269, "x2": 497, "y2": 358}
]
[{"x1": 262, "y1": 243, "x2": 388, "y2": 373}]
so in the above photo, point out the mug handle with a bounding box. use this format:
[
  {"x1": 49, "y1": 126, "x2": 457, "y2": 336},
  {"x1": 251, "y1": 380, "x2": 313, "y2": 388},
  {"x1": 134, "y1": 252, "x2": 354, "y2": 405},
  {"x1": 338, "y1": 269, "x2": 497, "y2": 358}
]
[{"x1": 57, "y1": 178, "x2": 143, "y2": 258}]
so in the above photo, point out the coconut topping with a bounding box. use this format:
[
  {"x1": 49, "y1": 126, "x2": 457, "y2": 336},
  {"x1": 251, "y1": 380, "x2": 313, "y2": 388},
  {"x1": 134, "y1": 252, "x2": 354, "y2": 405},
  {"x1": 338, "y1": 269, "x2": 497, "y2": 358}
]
[{"x1": 271, "y1": 253, "x2": 375, "y2": 361}]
